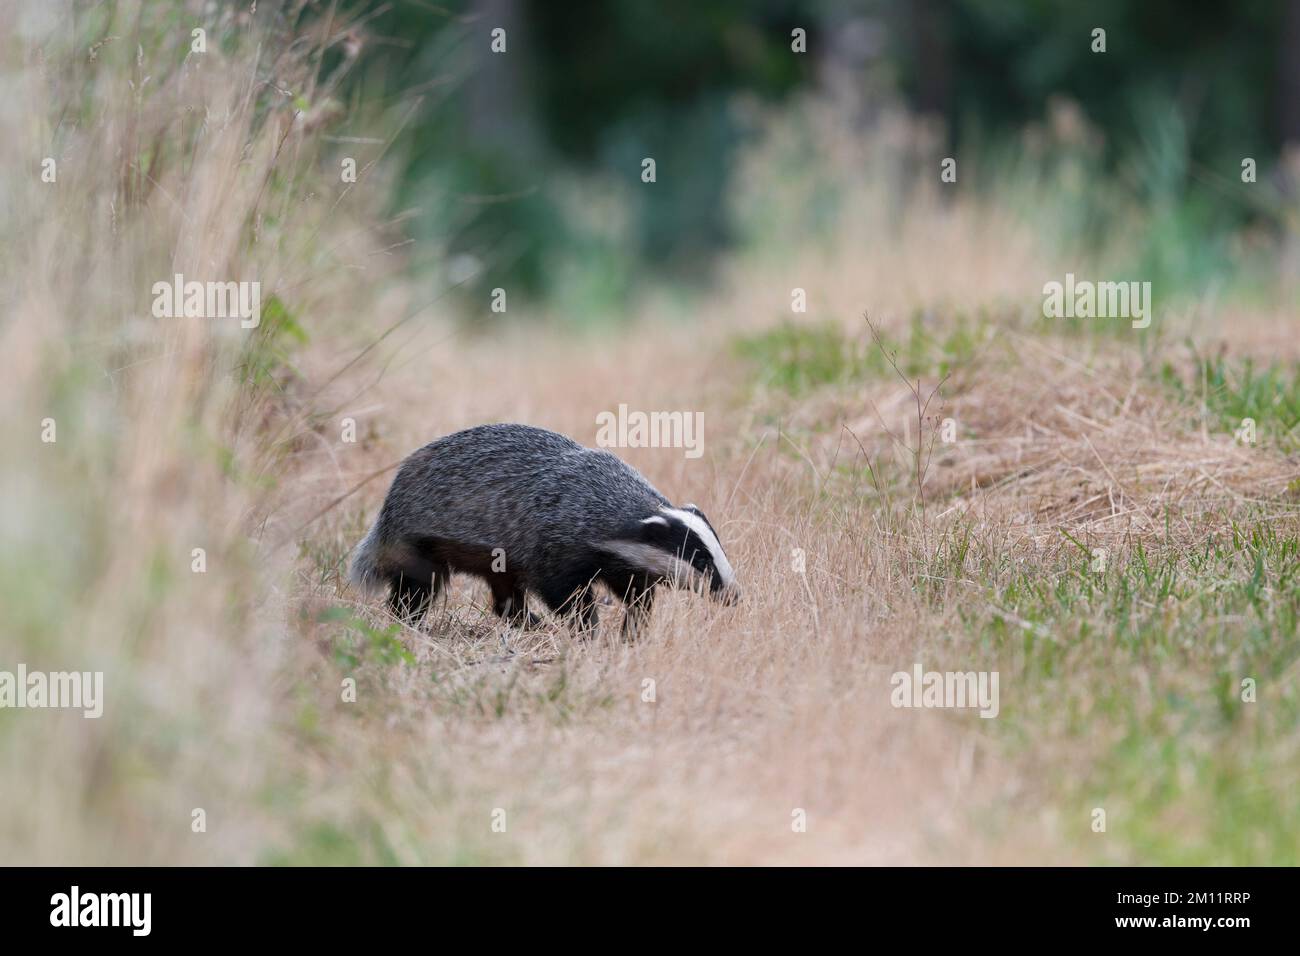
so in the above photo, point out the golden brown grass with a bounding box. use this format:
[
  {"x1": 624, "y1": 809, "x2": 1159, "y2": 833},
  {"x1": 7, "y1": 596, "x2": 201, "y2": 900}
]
[{"x1": 285, "y1": 304, "x2": 1299, "y2": 865}]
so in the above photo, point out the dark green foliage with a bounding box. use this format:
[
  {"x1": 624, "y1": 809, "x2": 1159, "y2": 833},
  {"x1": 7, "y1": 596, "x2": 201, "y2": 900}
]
[{"x1": 347, "y1": 1, "x2": 1294, "y2": 314}]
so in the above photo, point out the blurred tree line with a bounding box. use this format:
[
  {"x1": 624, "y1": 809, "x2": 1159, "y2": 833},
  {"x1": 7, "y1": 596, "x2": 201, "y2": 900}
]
[{"x1": 346, "y1": 0, "x2": 1300, "y2": 313}]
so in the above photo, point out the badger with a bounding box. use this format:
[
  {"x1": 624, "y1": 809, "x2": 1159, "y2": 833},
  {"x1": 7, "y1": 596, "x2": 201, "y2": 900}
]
[{"x1": 348, "y1": 423, "x2": 738, "y2": 637}]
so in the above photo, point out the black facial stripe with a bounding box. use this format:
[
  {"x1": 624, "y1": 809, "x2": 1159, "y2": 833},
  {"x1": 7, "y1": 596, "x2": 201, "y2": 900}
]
[
  {"x1": 637, "y1": 518, "x2": 717, "y2": 577},
  {"x1": 678, "y1": 529, "x2": 715, "y2": 574}
]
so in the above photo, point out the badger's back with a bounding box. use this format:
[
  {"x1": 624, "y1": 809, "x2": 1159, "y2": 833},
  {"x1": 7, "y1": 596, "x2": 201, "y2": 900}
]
[{"x1": 364, "y1": 423, "x2": 666, "y2": 588}]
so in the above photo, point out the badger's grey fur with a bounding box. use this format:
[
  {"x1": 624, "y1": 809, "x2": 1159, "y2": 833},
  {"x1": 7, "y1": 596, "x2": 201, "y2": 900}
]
[{"x1": 349, "y1": 423, "x2": 738, "y2": 636}]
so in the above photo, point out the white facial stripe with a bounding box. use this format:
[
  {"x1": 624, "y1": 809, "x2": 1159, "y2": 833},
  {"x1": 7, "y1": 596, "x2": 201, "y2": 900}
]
[
  {"x1": 660, "y1": 507, "x2": 735, "y2": 587},
  {"x1": 600, "y1": 540, "x2": 698, "y2": 586}
]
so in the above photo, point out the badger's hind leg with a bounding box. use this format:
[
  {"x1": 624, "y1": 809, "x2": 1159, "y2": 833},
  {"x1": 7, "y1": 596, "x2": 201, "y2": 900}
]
[
  {"x1": 388, "y1": 574, "x2": 432, "y2": 624},
  {"x1": 386, "y1": 552, "x2": 448, "y2": 627}
]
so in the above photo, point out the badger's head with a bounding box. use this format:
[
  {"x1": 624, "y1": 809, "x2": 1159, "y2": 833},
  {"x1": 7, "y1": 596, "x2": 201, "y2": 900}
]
[{"x1": 605, "y1": 503, "x2": 739, "y2": 603}]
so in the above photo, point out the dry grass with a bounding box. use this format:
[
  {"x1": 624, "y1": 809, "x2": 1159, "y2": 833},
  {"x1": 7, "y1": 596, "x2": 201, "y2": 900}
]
[
  {"x1": 284, "y1": 292, "x2": 1298, "y2": 865},
  {"x1": 0, "y1": 0, "x2": 398, "y2": 863}
]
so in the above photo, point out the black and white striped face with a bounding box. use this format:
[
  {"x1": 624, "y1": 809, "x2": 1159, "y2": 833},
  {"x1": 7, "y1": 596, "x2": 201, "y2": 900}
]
[{"x1": 632, "y1": 504, "x2": 739, "y2": 603}]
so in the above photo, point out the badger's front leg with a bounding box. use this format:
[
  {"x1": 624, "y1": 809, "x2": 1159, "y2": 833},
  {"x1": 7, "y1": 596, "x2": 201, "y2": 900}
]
[
  {"x1": 537, "y1": 579, "x2": 600, "y2": 637},
  {"x1": 489, "y1": 577, "x2": 544, "y2": 630},
  {"x1": 562, "y1": 589, "x2": 600, "y2": 637},
  {"x1": 621, "y1": 585, "x2": 655, "y2": 642}
]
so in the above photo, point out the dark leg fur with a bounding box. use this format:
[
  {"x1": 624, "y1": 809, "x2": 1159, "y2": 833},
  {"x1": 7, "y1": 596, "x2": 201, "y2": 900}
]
[
  {"x1": 386, "y1": 549, "x2": 448, "y2": 627},
  {"x1": 537, "y1": 572, "x2": 601, "y2": 635},
  {"x1": 621, "y1": 584, "x2": 655, "y2": 641},
  {"x1": 489, "y1": 576, "x2": 544, "y2": 629},
  {"x1": 404, "y1": 535, "x2": 545, "y2": 631},
  {"x1": 598, "y1": 568, "x2": 658, "y2": 641},
  {"x1": 564, "y1": 589, "x2": 600, "y2": 635},
  {"x1": 388, "y1": 571, "x2": 440, "y2": 625}
]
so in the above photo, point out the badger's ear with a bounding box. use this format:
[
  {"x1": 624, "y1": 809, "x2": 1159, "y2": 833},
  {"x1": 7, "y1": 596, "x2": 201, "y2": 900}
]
[
  {"x1": 609, "y1": 514, "x2": 670, "y2": 545},
  {"x1": 634, "y1": 513, "x2": 680, "y2": 550}
]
